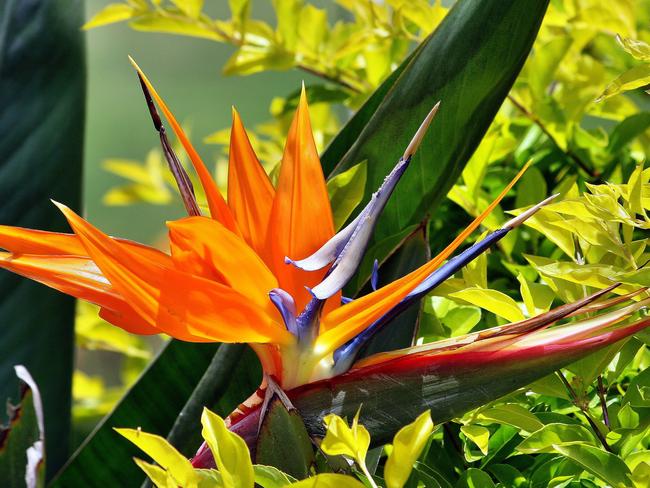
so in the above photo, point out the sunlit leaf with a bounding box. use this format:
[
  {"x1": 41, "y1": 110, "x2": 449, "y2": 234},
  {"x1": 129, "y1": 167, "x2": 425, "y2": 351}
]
[
  {"x1": 517, "y1": 424, "x2": 596, "y2": 454},
  {"x1": 450, "y1": 287, "x2": 525, "y2": 322},
  {"x1": 83, "y1": 3, "x2": 137, "y2": 30},
  {"x1": 552, "y1": 442, "x2": 633, "y2": 488},
  {"x1": 327, "y1": 161, "x2": 367, "y2": 231},
  {"x1": 384, "y1": 411, "x2": 434, "y2": 488}
]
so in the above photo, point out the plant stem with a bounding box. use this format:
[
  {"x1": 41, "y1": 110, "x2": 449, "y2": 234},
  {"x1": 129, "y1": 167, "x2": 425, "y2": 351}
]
[
  {"x1": 556, "y1": 371, "x2": 613, "y2": 453},
  {"x1": 359, "y1": 460, "x2": 380, "y2": 488},
  {"x1": 507, "y1": 95, "x2": 598, "y2": 178},
  {"x1": 597, "y1": 375, "x2": 611, "y2": 429}
]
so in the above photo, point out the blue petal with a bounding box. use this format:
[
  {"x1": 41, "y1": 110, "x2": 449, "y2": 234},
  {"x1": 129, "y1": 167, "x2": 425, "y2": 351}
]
[
  {"x1": 269, "y1": 288, "x2": 298, "y2": 336},
  {"x1": 370, "y1": 259, "x2": 379, "y2": 291}
]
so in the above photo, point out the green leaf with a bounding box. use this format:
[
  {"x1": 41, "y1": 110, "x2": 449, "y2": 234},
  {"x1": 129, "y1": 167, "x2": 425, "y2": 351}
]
[
  {"x1": 617, "y1": 35, "x2": 650, "y2": 61},
  {"x1": 449, "y1": 287, "x2": 525, "y2": 322},
  {"x1": 321, "y1": 0, "x2": 549, "y2": 249},
  {"x1": 0, "y1": 366, "x2": 45, "y2": 488},
  {"x1": 617, "y1": 403, "x2": 640, "y2": 430},
  {"x1": 517, "y1": 424, "x2": 596, "y2": 454},
  {"x1": 52, "y1": 343, "x2": 259, "y2": 487},
  {"x1": 170, "y1": 0, "x2": 204, "y2": 19},
  {"x1": 327, "y1": 161, "x2": 367, "y2": 231},
  {"x1": 552, "y1": 442, "x2": 633, "y2": 488},
  {"x1": 597, "y1": 64, "x2": 650, "y2": 102},
  {"x1": 384, "y1": 411, "x2": 434, "y2": 488},
  {"x1": 606, "y1": 112, "x2": 650, "y2": 155},
  {"x1": 321, "y1": 409, "x2": 370, "y2": 467},
  {"x1": 201, "y1": 408, "x2": 254, "y2": 488},
  {"x1": 254, "y1": 465, "x2": 298, "y2": 488},
  {"x1": 130, "y1": 13, "x2": 224, "y2": 41},
  {"x1": 0, "y1": 1, "x2": 84, "y2": 478},
  {"x1": 460, "y1": 425, "x2": 490, "y2": 456},
  {"x1": 115, "y1": 428, "x2": 199, "y2": 487},
  {"x1": 287, "y1": 474, "x2": 365, "y2": 488},
  {"x1": 456, "y1": 468, "x2": 495, "y2": 488},
  {"x1": 83, "y1": 3, "x2": 137, "y2": 30},
  {"x1": 477, "y1": 404, "x2": 543, "y2": 434},
  {"x1": 256, "y1": 399, "x2": 314, "y2": 480}
]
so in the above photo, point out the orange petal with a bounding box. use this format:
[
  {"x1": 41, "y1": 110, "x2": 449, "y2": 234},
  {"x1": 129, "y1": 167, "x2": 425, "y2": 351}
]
[
  {"x1": 0, "y1": 224, "x2": 173, "y2": 267},
  {"x1": 0, "y1": 252, "x2": 160, "y2": 335},
  {"x1": 228, "y1": 108, "x2": 275, "y2": 257},
  {"x1": 167, "y1": 216, "x2": 278, "y2": 313},
  {"x1": 316, "y1": 162, "x2": 531, "y2": 353},
  {"x1": 129, "y1": 58, "x2": 239, "y2": 232},
  {"x1": 56, "y1": 203, "x2": 293, "y2": 345},
  {"x1": 267, "y1": 87, "x2": 336, "y2": 311}
]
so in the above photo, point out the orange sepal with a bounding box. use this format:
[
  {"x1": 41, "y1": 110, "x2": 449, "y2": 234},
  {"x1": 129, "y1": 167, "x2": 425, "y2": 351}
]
[
  {"x1": 56, "y1": 203, "x2": 294, "y2": 345},
  {"x1": 267, "y1": 87, "x2": 337, "y2": 311},
  {"x1": 228, "y1": 108, "x2": 275, "y2": 257},
  {"x1": 129, "y1": 58, "x2": 239, "y2": 233},
  {"x1": 167, "y1": 216, "x2": 279, "y2": 314}
]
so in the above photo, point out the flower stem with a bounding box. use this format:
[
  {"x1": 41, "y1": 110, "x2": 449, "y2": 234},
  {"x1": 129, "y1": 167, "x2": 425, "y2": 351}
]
[{"x1": 359, "y1": 460, "x2": 380, "y2": 488}]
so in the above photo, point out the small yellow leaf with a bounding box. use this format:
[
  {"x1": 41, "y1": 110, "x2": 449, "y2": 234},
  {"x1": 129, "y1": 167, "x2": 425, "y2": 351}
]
[
  {"x1": 171, "y1": 0, "x2": 204, "y2": 19},
  {"x1": 321, "y1": 410, "x2": 370, "y2": 466},
  {"x1": 288, "y1": 473, "x2": 365, "y2": 488},
  {"x1": 133, "y1": 458, "x2": 177, "y2": 488},
  {"x1": 597, "y1": 64, "x2": 650, "y2": 102},
  {"x1": 327, "y1": 161, "x2": 367, "y2": 231},
  {"x1": 115, "y1": 428, "x2": 199, "y2": 487},
  {"x1": 384, "y1": 411, "x2": 434, "y2": 488},
  {"x1": 83, "y1": 4, "x2": 136, "y2": 30},
  {"x1": 460, "y1": 425, "x2": 490, "y2": 456},
  {"x1": 201, "y1": 408, "x2": 254, "y2": 488}
]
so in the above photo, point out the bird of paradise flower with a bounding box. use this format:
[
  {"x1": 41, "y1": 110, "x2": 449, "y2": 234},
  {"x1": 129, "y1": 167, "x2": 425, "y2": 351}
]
[{"x1": 0, "y1": 59, "x2": 647, "y2": 465}]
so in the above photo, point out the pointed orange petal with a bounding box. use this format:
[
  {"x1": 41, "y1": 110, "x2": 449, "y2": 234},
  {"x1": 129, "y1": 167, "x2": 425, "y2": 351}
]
[
  {"x1": 129, "y1": 58, "x2": 239, "y2": 232},
  {"x1": 56, "y1": 203, "x2": 293, "y2": 345},
  {"x1": 0, "y1": 252, "x2": 160, "y2": 335},
  {"x1": 316, "y1": 162, "x2": 531, "y2": 353},
  {"x1": 228, "y1": 108, "x2": 275, "y2": 257},
  {"x1": 0, "y1": 223, "x2": 173, "y2": 267},
  {"x1": 267, "y1": 88, "x2": 336, "y2": 310},
  {"x1": 167, "y1": 216, "x2": 278, "y2": 314}
]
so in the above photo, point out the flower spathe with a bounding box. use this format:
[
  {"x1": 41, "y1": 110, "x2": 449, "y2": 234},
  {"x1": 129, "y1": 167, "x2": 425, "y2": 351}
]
[{"x1": 1, "y1": 61, "x2": 648, "y2": 403}]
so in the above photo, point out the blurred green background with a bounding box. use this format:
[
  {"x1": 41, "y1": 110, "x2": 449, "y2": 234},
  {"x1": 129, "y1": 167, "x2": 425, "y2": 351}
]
[{"x1": 84, "y1": 0, "x2": 306, "y2": 243}]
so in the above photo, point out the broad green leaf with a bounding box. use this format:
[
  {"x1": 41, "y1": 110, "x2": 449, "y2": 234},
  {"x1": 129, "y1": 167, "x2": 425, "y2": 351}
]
[
  {"x1": 514, "y1": 165, "x2": 548, "y2": 209},
  {"x1": 83, "y1": 3, "x2": 136, "y2": 29},
  {"x1": 460, "y1": 425, "x2": 489, "y2": 456},
  {"x1": 517, "y1": 424, "x2": 596, "y2": 454},
  {"x1": 254, "y1": 465, "x2": 297, "y2": 488},
  {"x1": 327, "y1": 161, "x2": 367, "y2": 231},
  {"x1": 617, "y1": 403, "x2": 640, "y2": 429},
  {"x1": 201, "y1": 408, "x2": 254, "y2": 488},
  {"x1": 450, "y1": 287, "x2": 525, "y2": 322},
  {"x1": 487, "y1": 464, "x2": 526, "y2": 488},
  {"x1": 441, "y1": 306, "x2": 482, "y2": 336},
  {"x1": 0, "y1": 1, "x2": 84, "y2": 477},
  {"x1": 597, "y1": 64, "x2": 650, "y2": 102},
  {"x1": 413, "y1": 462, "x2": 453, "y2": 488},
  {"x1": 456, "y1": 468, "x2": 495, "y2": 488},
  {"x1": 384, "y1": 411, "x2": 434, "y2": 488},
  {"x1": 0, "y1": 366, "x2": 45, "y2": 488},
  {"x1": 477, "y1": 404, "x2": 543, "y2": 434},
  {"x1": 115, "y1": 428, "x2": 199, "y2": 487},
  {"x1": 606, "y1": 112, "x2": 650, "y2": 155},
  {"x1": 321, "y1": 410, "x2": 370, "y2": 466},
  {"x1": 287, "y1": 474, "x2": 365, "y2": 488},
  {"x1": 552, "y1": 442, "x2": 633, "y2": 488},
  {"x1": 321, "y1": 0, "x2": 549, "y2": 250},
  {"x1": 255, "y1": 399, "x2": 314, "y2": 479},
  {"x1": 53, "y1": 344, "x2": 259, "y2": 487}
]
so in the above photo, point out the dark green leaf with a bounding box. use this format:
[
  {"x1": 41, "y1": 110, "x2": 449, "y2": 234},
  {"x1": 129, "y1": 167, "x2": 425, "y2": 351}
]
[
  {"x1": 0, "y1": 366, "x2": 45, "y2": 488},
  {"x1": 322, "y1": 0, "x2": 549, "y2": 248},
  {"x1": 0, "y1": 0, "x2": 84, "y2": 478},
  {"x1": 52, "y1": 342, "x2": 259, "y2": 487},
  {"x1": 552, "y1": 443, "x2": 632, "y2": 488},
  {"x1": 456, "y1": 468, "x2": 495, "y2": 488},
  {"x1": 607, "y1": 112, "x2": 650, "y2": 155},
  {"x1": 255, "y1": 399, "x2": 314, "y2": 480}
]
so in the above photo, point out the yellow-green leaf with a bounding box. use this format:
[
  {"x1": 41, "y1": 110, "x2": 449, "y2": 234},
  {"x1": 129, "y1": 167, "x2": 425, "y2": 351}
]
[
  {"x1": 288, "y1": 474, "x2": 365, "y2": 488},
  {"x1": 83, "y1": 3, "x2": 137, "y2": 30},
  {"x1": 327, "y1": 161, "x2": 367, "y2": 230},
  {"x1": 617, "y1": 35, "x2": 650, "y2": 62},
  {"x1": 115, "y1": 428, "x2": 199, "y2": 487},
  {"x1": 450, "y1": 287, "x2": 525, "y2": 322},
  {"x1": 460, "y1": 425, "x2": 490, "y2": 456},
  {"x1": 598, "y1": 64, "x2": 650, "y2": 102},
  {"x1": 171, "y1": 0, "x2": 204, "y2": 19},
  {"x1": 133, "y1": 458, "x2": 177, "y2": 488},
  {"x1": 201, "y1": 408, "x2": 254, "y2": 488},
  {"x1": 130, "y1": 13, "x2": 224, "y2": 41},
  {"x1": 384, "y1": 411, "x2": 434, "y2": 488},
  {"x1": 321, "y1": 410, "x2": 370, "y2": 466}
]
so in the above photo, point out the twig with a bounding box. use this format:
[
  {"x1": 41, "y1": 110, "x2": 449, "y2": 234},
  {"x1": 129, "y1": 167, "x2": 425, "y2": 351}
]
[
  {"x1": 507, "y1": 95, "x2": 598, "y2": 178},
  {"x1": 556, "y1": 371, "x2": 613, "y2": 452},
  {"x1": 597, "y1": 375, "x2": 611, "y2": 429}
]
